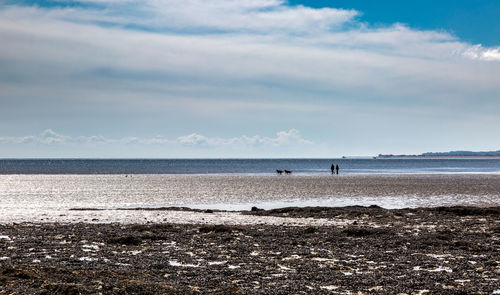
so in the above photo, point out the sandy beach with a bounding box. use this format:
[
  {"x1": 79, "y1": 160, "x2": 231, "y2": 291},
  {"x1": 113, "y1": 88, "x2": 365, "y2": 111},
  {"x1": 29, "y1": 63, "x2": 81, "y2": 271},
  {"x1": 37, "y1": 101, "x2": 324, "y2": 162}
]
[{"x1": 1, "y1": 174, "x2": 500, "y2": 294}]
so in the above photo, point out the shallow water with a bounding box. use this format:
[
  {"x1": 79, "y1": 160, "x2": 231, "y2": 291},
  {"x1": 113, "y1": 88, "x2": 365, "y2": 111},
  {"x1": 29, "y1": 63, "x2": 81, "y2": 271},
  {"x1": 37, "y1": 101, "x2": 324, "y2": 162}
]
[{"x1": 0, "y1": 174, "x2": 499, "y2": 224}]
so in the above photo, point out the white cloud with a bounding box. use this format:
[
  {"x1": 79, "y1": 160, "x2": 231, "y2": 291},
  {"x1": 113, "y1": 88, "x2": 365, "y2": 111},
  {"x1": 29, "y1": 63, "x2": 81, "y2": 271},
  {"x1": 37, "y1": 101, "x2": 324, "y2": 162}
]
[
  {"x1": 461, "y1": 44, "x2": 500, "y2": 61},
  {"x1": 0, "y1": 129, "x2": 313, "y2": 148},
  {"x1": 177, "y1": 133, "x2": 210, "y2": 146},
  {"x1": 256, "y1": 128, "x2": 313, "y2": 145},
  {"x1": 75, "y1": 135, "x2": 109, "y2": 143},
  {"x1": 177, "y1": 129, "x2": 312, "y2": 147},
  {"x1": 8, "y1": 0, "x2": 495, "y2": 64},
  {"x1": 0, "y1": 129, "x2": 69, "y2": 144},
  {"x1": 38, "y1": 129, "x2": 69, "y2": 144},
  {"x1": 1, "y1": 11, "x2": 498, "y2": 111},
  {"x1": 5, "y1": 0, "x2": 357, "y2": 34}
]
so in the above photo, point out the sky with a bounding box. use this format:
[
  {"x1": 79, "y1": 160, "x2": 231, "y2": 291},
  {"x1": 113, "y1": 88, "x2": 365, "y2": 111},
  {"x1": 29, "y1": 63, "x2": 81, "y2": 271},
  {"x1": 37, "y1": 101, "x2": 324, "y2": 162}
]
[{"x1": 0, "y1": 0, "x2": 499, "y2": 158}]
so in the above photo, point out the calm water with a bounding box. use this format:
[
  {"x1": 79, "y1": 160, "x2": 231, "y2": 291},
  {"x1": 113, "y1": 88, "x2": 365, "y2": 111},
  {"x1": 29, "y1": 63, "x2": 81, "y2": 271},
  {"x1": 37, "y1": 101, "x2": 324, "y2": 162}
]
[{"x1": 1, "y1": 158, "x2": 500, "y2": 174}]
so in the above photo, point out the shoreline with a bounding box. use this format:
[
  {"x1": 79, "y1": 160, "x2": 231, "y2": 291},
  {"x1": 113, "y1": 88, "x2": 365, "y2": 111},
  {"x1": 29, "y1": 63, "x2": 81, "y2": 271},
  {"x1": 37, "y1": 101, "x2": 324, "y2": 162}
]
[{"x1": 1, "y1": 206, "x2": 499, "y2": 294}]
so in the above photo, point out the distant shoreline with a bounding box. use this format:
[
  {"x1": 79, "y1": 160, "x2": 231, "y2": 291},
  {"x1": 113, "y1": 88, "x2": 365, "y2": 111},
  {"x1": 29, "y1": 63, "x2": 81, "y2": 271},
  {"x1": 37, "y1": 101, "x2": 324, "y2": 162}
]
[
  {"x1": 375, "y1": 156, "x2": 500, "y2": 159},
  {"x1": 376, "y1": 150, "x2": 500, "y2": 158}
]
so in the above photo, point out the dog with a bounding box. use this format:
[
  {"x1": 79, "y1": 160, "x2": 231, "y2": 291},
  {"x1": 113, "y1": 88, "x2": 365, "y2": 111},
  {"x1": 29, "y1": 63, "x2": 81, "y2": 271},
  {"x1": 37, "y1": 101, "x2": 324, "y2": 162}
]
[
  {"x1": 276, "y1": 170, "x2": 283, "y2": 175},
  {"x1": 284, "y1": 170, "x2": 292, "y2": 175}
]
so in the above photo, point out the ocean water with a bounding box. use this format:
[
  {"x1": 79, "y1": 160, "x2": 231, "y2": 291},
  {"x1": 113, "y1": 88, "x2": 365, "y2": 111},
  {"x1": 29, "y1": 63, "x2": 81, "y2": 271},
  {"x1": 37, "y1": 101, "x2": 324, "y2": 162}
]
[{"x1": 1, "y1": 158, "x2": 500, "y2": 174}]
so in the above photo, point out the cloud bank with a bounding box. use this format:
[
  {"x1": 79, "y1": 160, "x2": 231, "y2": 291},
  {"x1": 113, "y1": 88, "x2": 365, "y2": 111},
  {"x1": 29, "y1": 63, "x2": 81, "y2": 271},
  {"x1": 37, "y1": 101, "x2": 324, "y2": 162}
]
[{"x1": 0, "y1": 129, "x2": 313, "y2": 148}]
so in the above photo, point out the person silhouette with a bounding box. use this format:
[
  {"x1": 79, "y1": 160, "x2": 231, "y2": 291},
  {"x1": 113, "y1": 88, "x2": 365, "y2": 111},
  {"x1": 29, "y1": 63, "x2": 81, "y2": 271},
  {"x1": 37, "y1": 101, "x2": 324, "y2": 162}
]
[
  {"x1": 331, "y1": 163, "x2": 335, "y2": 175},
  {"x1": 336, "y1": 164, "x2": 339, "y2": 175}
]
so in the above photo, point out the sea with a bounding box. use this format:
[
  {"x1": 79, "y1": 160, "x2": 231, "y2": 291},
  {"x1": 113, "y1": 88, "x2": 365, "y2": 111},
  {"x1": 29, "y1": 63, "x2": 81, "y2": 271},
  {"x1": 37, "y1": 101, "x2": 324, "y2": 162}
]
[
  {"x1": 1, "y1": 158, "x2": 500, "y2": 174},
  {"x1": 1, "y1": 158, "x2": 499, "y2": 223}
]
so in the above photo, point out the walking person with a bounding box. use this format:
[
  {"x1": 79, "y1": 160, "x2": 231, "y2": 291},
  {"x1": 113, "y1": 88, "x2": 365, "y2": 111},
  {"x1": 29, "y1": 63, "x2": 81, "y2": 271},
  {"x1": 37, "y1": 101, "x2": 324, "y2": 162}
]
[
  {"x1": 336, "y1": 164, "x2": 339, "y2": 175},
  {"x1": 331, "y1": 163, "x2": 335, "y2": 175}
]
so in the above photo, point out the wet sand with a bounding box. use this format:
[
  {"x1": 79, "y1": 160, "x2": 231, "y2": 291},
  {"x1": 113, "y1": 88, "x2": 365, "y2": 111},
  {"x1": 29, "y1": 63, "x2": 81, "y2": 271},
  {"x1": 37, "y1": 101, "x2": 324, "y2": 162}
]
[
  {"x1": 1, "y1": 206, "x2": 499, "y2": 294},
  {"x1": 1, "y1": 174, "x2": 499, "y2": 224}
]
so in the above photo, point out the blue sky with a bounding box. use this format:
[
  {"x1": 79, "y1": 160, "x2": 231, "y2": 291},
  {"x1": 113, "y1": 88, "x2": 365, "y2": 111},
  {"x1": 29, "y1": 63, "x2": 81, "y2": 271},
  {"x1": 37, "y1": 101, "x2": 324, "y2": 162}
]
[
  {"x1": 0, "y1": 0, "x2": 499, "y2": 158},
  {"x1": 291, "y1": 0, "x2": 500, "y2": 46}
]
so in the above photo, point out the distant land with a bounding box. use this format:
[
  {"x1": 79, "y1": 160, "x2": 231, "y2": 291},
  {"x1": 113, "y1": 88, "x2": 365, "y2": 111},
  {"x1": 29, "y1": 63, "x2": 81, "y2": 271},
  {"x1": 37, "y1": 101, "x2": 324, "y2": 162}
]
[{"x1": 376, "y1": 150, "x2": 500, "y2": 158}]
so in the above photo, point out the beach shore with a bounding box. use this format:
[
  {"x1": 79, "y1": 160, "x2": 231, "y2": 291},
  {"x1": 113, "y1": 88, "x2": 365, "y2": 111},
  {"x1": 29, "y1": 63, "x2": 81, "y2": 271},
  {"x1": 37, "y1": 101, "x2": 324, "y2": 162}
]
[{"x1": 1, "y1": 206, "x2": 499, "y2": 294}]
